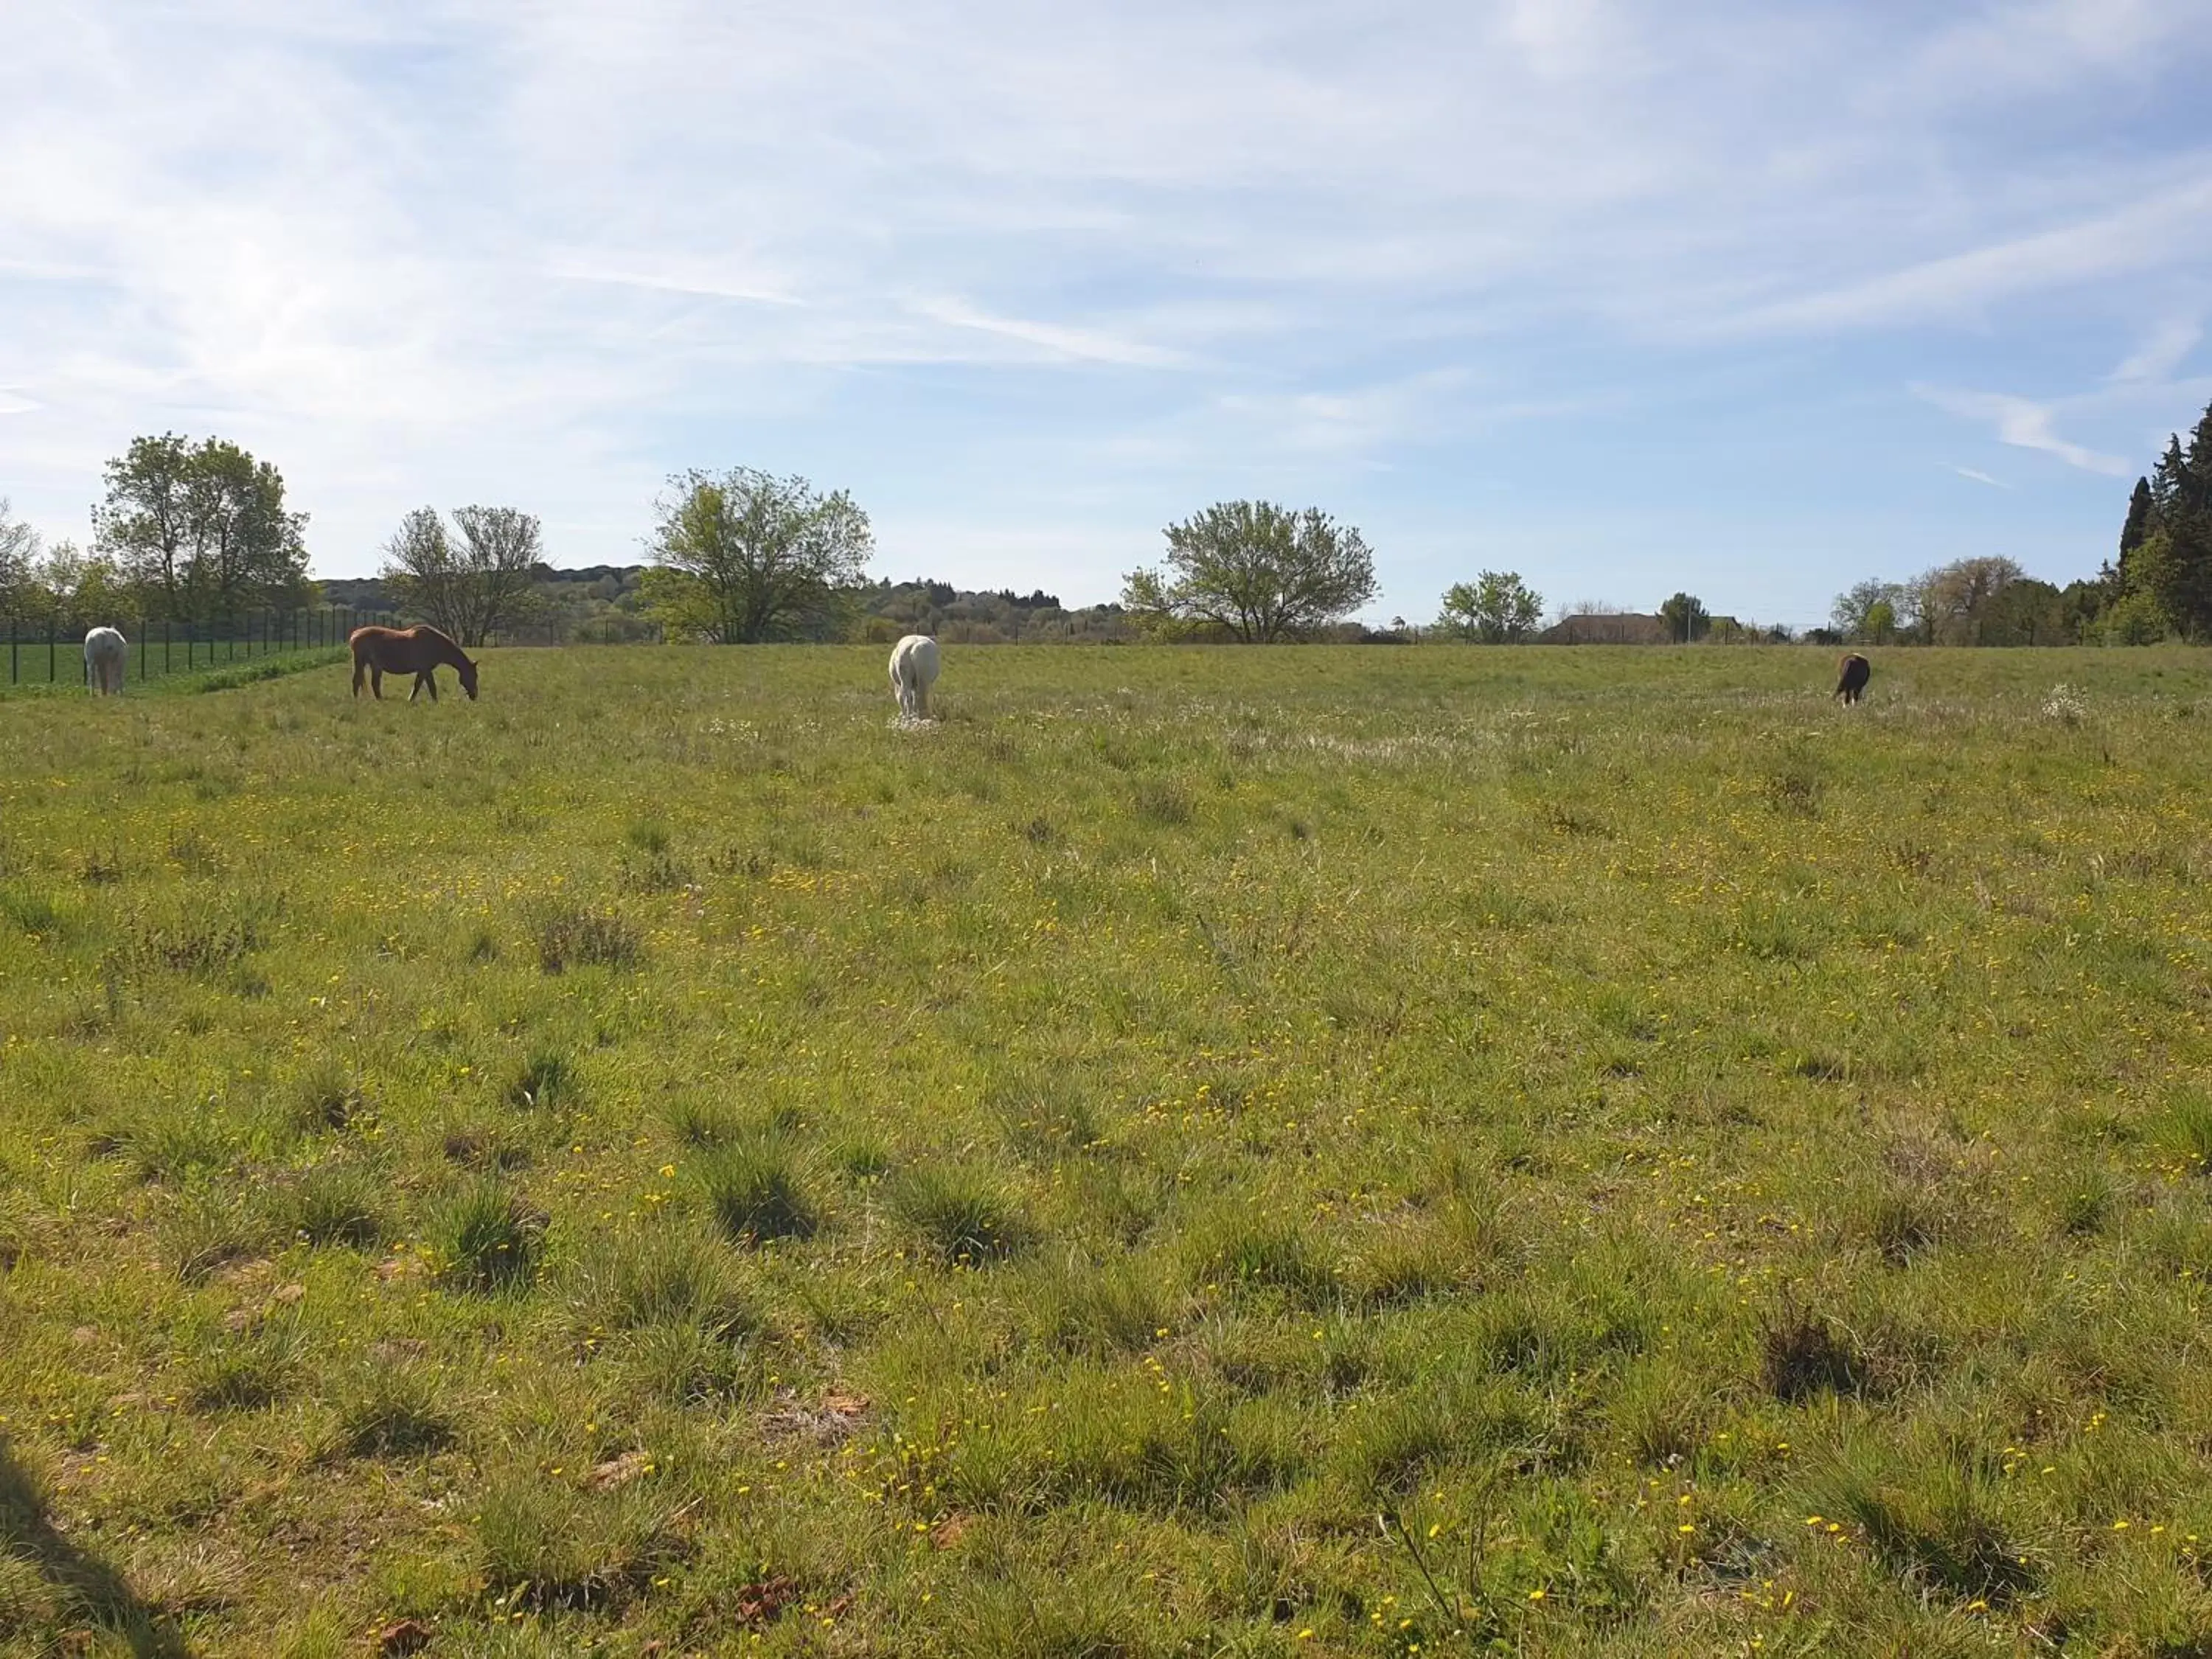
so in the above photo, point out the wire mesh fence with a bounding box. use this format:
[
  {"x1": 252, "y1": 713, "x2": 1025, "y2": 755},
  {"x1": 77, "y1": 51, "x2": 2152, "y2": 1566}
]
[{"x1": 3, "y1": 608, "x2": 400, "y2": 689}]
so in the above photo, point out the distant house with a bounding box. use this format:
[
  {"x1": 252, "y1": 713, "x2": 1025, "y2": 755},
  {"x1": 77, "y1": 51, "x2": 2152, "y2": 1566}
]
[{"x1": 1537, "y1": 612, "x2": 1672, "y2": 644}]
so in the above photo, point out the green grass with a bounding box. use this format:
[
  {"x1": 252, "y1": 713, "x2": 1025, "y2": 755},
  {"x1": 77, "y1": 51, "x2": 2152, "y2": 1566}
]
[{"x1": 7, "y1": 641, "x2": 2212, "y2": 1653}]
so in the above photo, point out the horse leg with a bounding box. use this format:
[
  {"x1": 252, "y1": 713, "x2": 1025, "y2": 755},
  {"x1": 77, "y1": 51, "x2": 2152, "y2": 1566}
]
[
  {"x1": 352, "y1": 658, "x2": 366, "y2": 698},
  {"x1": 372, "y1": 667, "x2": 384, "y2": 699}
]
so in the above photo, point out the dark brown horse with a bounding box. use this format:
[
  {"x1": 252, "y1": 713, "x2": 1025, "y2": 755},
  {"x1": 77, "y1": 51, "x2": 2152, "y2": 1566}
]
[
  {"x1": 350, "y1": 625, "x2": 479, "y2": 701},
  {"x1": 1834, "y1": 652, "x2": 1871, "y2": 705}
]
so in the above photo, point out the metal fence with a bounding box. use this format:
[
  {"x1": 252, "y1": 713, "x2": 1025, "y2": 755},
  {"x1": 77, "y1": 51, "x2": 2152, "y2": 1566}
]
[{"x1": 4, "y1": 608, "x2": 399, "y2": 687}]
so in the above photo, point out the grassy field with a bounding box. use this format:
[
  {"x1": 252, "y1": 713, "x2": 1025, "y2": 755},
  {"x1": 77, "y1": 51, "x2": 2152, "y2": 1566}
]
[{"x1": 6, "y1": 643, "x2": 2212, "y2": 1657}]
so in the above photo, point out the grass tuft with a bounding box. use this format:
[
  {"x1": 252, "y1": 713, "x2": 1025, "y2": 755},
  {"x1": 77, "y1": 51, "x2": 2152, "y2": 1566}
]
[
  {"x1": 890, "y1": 1164, "x2": 1028, "y2": 1264},
  {"x1": 427, "y1": 1180, "x2": 548, "y2": 1292},
  {"x1": 505, "y1": 1048, "x2": 575, "y2": 1111},
  {"x1": 532, "y1": 902, "x2": 643, "y2": 974},
  {"x1": 695, "y1": 1140, "x2": 819, "y2": 1245}
]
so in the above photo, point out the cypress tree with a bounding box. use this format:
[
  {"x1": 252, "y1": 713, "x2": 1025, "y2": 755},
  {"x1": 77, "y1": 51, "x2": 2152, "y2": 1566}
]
[{"x1": 2120, "y1": 476, "x2": 2157, "y2": 558}]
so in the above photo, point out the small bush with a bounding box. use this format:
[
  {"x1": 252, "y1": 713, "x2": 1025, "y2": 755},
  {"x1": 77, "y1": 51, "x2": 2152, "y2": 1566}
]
[
  {"x1": 891, "y1": 1165, "x2": 1027, "y2": 1265},
  {"x1": 619, "y1": 1321, "x2": 765, "y2": 1405},
  {"x1": 124, "y1": 1113, "x2": 243, "y2": 1182},
  {"x1": 1029, "y1": 1254, "x2": 1171, "y2": 1354},
  {"x1": 428, "y1": 1180, "x2": 548, "y2": 1292},
  {"x1": 696, "y1": 1141, "x2": 819, "y2": 1245},
  {"x1": 833, "y1": 1135, "x2": 893, "y2": 1182},
  {"x1": 440, "y1": 1121, "x2": 531, "y2": 1173},
  {"x1": 2163, "y1": 1091, "x2": 2212, "y2": 1173},
  {"x1": 164, "y1": 1187, "x2": 278, "y2": 1282},
  {"x1": 664, "y1": 1096, "x2": 742, "y2": 1147},
  {"x1": 1814, "y1": 1451, "x2": 2041, "y2": 1607}
]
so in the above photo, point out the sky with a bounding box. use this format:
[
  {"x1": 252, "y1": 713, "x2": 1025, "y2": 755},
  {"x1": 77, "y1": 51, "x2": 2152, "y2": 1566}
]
[{"x1": 3, "y1": 0, "x2": 2211, "y2": 628}]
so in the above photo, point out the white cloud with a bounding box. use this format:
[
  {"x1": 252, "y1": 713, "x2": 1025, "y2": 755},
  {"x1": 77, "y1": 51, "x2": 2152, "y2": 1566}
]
[
  {"x1": 1947, "y1": 465, "x2": 2008, "y2": 488},
  {"x1": 2110, "y1": 316, "x2": 2203, "y2": 384},
  {"x1": 1916, "y1": 386, "x2": 2135, "y2": 476}
]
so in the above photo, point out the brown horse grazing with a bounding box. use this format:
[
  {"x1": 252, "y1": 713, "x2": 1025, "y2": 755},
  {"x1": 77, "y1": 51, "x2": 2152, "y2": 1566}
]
[
  {"x1": 350, "y1": 625, "x2": 479, "y2": 702},
  {"x1": 1834, "y1": 652, "x2": 1871, "y2": 706}
]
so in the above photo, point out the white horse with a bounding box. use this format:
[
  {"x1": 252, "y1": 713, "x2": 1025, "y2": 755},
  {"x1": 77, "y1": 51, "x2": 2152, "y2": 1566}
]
[
  {"x1": 83, "y1": 626, "x2": 128, "y2": 695},
  {"x1": 888, "y1": 633, "x2": 940, "y2": 721}
]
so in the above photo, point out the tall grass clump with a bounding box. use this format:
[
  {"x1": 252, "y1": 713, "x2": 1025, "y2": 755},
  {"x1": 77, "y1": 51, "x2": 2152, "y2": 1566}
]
[
  {"x1": 694, "y1": 1139, "x2": 818, "y2": 1245},
  {"x1": 427, "y1": 1180, "x2": 548, "y2": 1291},
  {"x1": 566, "y1": 1225, "x2": 757, "y2": 1338},
  {"x1": 889, "y1": 1164, "x2": 1028, "y2": 1264},
  {"x1": 532, "y1": 902, "x2": 643, "y2": 974}
]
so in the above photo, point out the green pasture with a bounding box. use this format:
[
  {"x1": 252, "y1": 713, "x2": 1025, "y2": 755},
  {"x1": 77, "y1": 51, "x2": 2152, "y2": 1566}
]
[{"x1": 5, "y1": 644, "x2": 2212, "y2": 1655}]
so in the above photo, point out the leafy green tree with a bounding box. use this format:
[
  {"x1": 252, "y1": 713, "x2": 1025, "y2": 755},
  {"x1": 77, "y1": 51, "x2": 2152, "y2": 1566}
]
[
  {"x1": 1436, "y1": 571, "x2": 1543, "y2": 641},
  {"x1": 1914, "y1": 556, "x2": 2025, "y2": 644},
  {"x1": 91, "y1": 434, "x2": 308, "y2": 619},
  {"x1": 644, "y1": 468, "x2": 872, "y2": 644},
  {"x1": 0, "y1": 498, "x2": 35, "y2": 615},
  {"x1": 1979, "y1": 577, "x2": 2066, "y2": 644},
  {"x1": 1121, "y1": 501, "x2": 1377, "y2": 643},
  {"x1": 1830, "y1": 579, "x2": 1905, "y2": 643},
  {"x1": 2098, "y1": 588, "x2": 2171, "y2": 645},
  {"x1": 380, "y1": 504, "x2": 543, "y2": 646},
  {"x1": 1659, "y1": 591, "x2": 1710, "y2": 643}
]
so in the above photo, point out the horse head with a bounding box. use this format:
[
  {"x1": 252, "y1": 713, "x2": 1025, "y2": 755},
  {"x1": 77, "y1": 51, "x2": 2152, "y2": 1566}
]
[{"x1": 458, "y1": 655, "x2": 480, "y2": 700}]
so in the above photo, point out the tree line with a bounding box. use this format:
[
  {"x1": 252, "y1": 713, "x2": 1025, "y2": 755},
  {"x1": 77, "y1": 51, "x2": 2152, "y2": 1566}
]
[
  {"x1": 13, "y1": 403, "x2": 2212, "y2": 646},
  {"x1": 1826, "y1": 394, "x2": 2212, "y2": 647}
]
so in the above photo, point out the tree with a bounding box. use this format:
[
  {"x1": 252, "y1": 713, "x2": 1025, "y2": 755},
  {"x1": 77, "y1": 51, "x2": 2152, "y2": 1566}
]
[
  {"x1": 2119, "y1": 476, "x2": 2157, "y2": 566},
  {"x1": 380, "y1": 504, "x2": 543, "y2": 647},
  {"x1": 0, "y1": 497, "x2": 35, "y2": 615},
  {"x1": 1830, "y1": 579, "x2": 1905, "y2": 643},
  {"x1": 91, "y1": 434, "x2": 308, "y2": 619},
  {"x1": 1436, "y1": 571, "x2": 1543, "y2": 642},
  {"x1": 644, "y1": 468, "x2": 872, "y2": 644},
  {"x1": 1121, "y1": 501, "x2": 1377, "y2": 643},
  {"x1": 1914, "y1": 556, "x2": 2025, "y2": 644},
  {"x1": 1979, "y1": 577, "x2": 2066, "y2": 644},
  {"x1": 1659, "y1": 592, "x2": 1710, "y2": 643}
]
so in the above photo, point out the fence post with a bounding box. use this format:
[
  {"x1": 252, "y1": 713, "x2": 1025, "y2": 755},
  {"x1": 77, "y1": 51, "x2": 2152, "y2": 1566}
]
[
  {"x1": 164, "y1": 619, "x2": 171, "y2": 675},
  {"x1": 49, "y1": 616, "x2": 56, "y2": 684}
]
